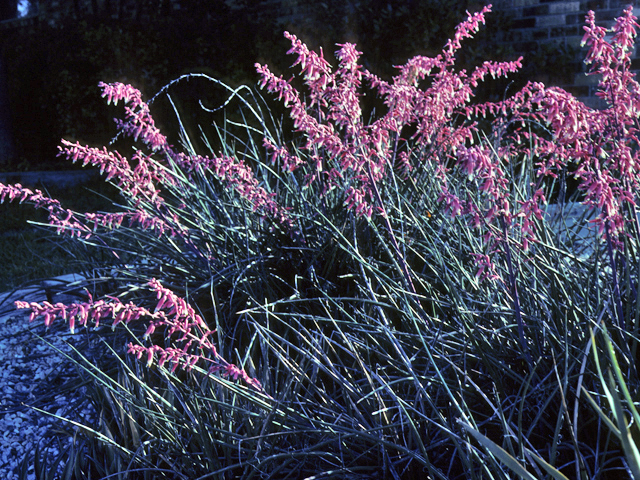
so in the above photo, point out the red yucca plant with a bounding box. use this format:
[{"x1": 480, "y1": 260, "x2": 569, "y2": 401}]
[{"x1": 2, "y1": 4, "x2": 640, "y2": 479}]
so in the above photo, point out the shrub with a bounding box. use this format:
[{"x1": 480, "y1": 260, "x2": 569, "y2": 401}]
[{"x1": 3, "y1": 5, "x2": 640, "y2": 479}]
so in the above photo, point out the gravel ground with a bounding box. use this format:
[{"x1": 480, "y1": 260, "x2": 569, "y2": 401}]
[{"x1": 0, "y1": 275, "x2": 98, "y2": 479}]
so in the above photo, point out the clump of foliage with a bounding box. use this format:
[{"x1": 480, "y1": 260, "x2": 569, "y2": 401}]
[{"x1": 3, "y1": 5, "x2": 640, "y2": 479}]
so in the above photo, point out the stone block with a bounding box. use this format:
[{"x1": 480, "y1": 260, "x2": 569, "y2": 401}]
[
  {"x1": 513, "y1": 17, "x2": 537, "y2": 28},
  {"x1": 573, "y1": 71, "x2": 600, "y2": 86},
  {"x1": 580, "y1": 0, "x2": 607, "y2": 10},
  {"x1": 514, "y1": 41, "x2": 539, "y2": 51},
  {"x1": 543, "y1": 202, "x2": 602, "y2": 258},
  {"x1": 566, "y1": 13, "x2": 582, "y2": 24},
  {"x1": 536, "y1": 14, "x2": 568, "y2": 27},
  {"x1": 549, "y1": 2, "x2": 581, "y2": 14},
  {"x1": 533, "y1": 28, "x2": 550, "y2": 40},
  {"x1": 524, "y1": 5, "x2": 549, "y2": 15},
  {"x1": 609, "y1": 0, "x2": 635, "y2": 8},
  {"x1": 597, "y1": 8, "x2": 624, "y2": 21},
  {"x1": 550, "y1": 25, "x2": 582, "y2": 37},
  {"x1": 512, "y1": 0, "x2": 541, "y2": 6}
]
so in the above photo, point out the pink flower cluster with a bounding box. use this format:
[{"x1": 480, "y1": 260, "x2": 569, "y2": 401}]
[
  {"x1": 256, "y1": 5, "x2": 640, "y2": 280},
  {"x1": 0, "y1": 174, "x2": 180, "y2": 241},
  {"x1": 173, "y1": 151, "x2": 292, "y2": 227},
  {"x1": 15, "y1": 279, "x2": 264, "y2": 392},
  {"x1": 99, "y1": 82, "x2": 169, "y2": 152},
  {"x1": 517, "y1": 6, "x2": 640, "y2": 249},
  {"x1": 0, "y1": 182, "x2": 90, "y2": 237},
  {"x1": 256, "y1": 6, "x2": 524, "y2": 225},
  {"x1": 56, "y1": 82, "x2": 292, "y2": 230},
  {"x1": 59, "y1": 141, "x2": 168, "y2": 207}
]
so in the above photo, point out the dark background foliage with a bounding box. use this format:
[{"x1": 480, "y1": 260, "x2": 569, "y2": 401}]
[{"x1": 0, "y1": 0, "x2": 576, "y2": 171}]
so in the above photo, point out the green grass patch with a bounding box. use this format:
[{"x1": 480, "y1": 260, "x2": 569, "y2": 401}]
[{"x1": 0, "y1": 230, "x2": 77, "y2": 291}]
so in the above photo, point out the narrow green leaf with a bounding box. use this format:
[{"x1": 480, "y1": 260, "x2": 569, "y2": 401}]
[
  {"x1": 580, "y1": 386, "x2": 621, "y2": 436},
  {"x1": 608, "y1": 370, "x2": 640, "y2": 480},
  {"x1": 18, "y1": 445, "x2": 31, "y2": 480},
  {"x1": 60, "y1": 443, "x2": 76, "y2": 480},
  {"x1": 526, "y1": 448, "x2": 571, "y2": 480},
  {"x1": 34, "y1": 442, "x2": 42, "y2": 480},
  {"x1": 602, "y1": 325, "x2": 640, "y2": 430},
  {"x1": 458, "y1": 420, "x2": 537, "y2": 480},
  {"x1": 589, "y1": 328, "x2": 619, "y2": 422}
]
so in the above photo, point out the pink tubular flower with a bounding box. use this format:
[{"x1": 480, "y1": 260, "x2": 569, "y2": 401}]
[
  {"x1": 470, "y1": 252, "x2": 502, "y2": 283},
  {"x1": 15, "y1": 280, "x2": 264, "y2": 393},
  {"x1": 100, "y1": 82, "x2": 141, "y2": 106},
  {"x1": 444, "y1": 5, "x2": 491, "y2": 62},
  {"x1": 263, "y1": 137, "x2": 304, "y2": 172},
  {"x1": 209, "y1": 363, "x2": 264, "y2": 392}
]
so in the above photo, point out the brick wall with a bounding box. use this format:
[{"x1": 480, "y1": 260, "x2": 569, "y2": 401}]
[{"x1": 492, "y1": 0, "x2": 640, "y2": 107}]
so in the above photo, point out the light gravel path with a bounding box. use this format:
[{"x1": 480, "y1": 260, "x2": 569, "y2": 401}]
[{"x1": 0, "y1": 274, "x2": 97, "y2": 479}]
